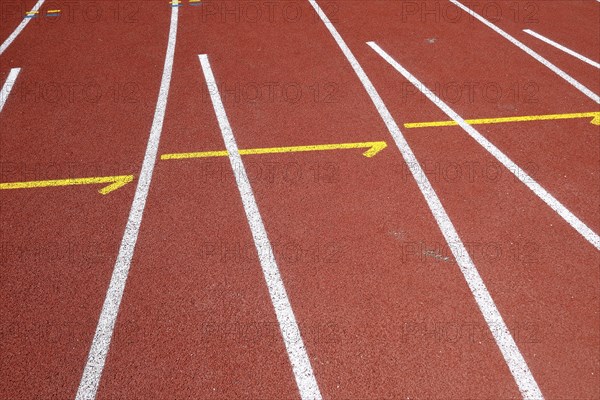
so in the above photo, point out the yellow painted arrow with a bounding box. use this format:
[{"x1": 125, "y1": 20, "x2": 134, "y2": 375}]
[
  {"x1": 0, "y1": 175, "x2": 134, "y2": 195},
  {"x1": 404, "y1": 111, "x2": 600, "y2": 129},
  {"x1": 161, "y1": 141, "x2": 388, "y2": 160}
]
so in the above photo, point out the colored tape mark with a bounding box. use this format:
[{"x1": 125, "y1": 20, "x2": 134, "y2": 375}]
[
  {"x1": 0, "y1": 175, "x2": 134, "y2": 195},
  {"x1": 161, "y1": 141, "x2": 388, "y2": 160},
  {"x1": 404, "y1": 111, "x2": 600, "y2": 129}
]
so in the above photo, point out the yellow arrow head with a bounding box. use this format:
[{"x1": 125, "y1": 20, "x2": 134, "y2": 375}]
[
  {"x1": 591, "y1": 112, "x2": 600, "y2": 126},
  {"x1": 362, "y1": 141, "x2": 388, "y2": 157},
  {"x1": 98, "y1": 175, "x2": 134, "y2": 195}
]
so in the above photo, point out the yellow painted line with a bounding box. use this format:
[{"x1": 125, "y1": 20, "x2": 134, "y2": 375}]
[
  {"x1": 25, "y1": 11, "x2": 39, "y2": 15},
  {"x1": 47, "y1": 10, "x2": 61, "y2": 13},
  {"x1": 404, "y1": 111, "x2": 600, "y2": 129},
  {"x1": 161, "y1": 141, "x2": 388, "y2": 160},
  {"x1": 0, "y1": 175, "x2": 134, "y2": 195}
]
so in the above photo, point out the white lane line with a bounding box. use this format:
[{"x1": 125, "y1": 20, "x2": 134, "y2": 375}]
[
  {"x1": 198, "y1": 53, "x2": 322, "y2": 400},
  {"x1": 369, "y1": 41, "x2": 600, "y2": 253},
  {"x1": 307, "y1": 1, "x2": 543, "y2": 398},
  {"x1": 523, "y1": 29, "x2": 600, "y2": 69},
  {"x1": 0, "y1": 0, "x2": 45, "y2": 56},
  {"x1": 75, "y1": 6, "x2": 179, "y2": 400},
  {"x1": 0, "y1": 68, "x2": 20, "y2": 113},
  {"x1": 449, "y1": 0, "x2": 600, "y2": 104}
]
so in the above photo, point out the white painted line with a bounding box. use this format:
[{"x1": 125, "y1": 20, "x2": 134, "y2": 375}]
[
  {"x1": 307, "y1": 1, "x2": 544, "y2": 398},
  {"x1": 0, "y1": 0, "x2": 45, "y2": 56},
  {"x1": 449, "y1": 0, "x2": 600, "y2": 104},
  {"x1": 0, "y1": 68, "x2": 20, "y2": 113},
  {"x1": 368, "y1": 42, "x2": 600, "y2": 253},
  {"x1": 523, "y1": 29, "x2": 600, "y2": 69},
  {"x1": 75, "y1": 6, "x2": 179, "y2": 400},
  {"x1": 198, "y1": 53, "x2": 322, "y2": 400}
]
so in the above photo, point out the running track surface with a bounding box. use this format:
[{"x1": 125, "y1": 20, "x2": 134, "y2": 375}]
[{"x1": 0, "y1": 1, "x2": 599, "y2": 399}]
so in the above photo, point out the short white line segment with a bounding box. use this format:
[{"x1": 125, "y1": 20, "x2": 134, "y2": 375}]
[
  {"x1": 0, "y1": 0, "x2": 45, "y2": 56},
  {"x1": 75, "y1": 6, "x2": 179, "y2": 400},
  {"x1": 449, "y1": 0, "x2": 599, "y2": 104},
  {"x1": 523, "y1": 29, "x2": 600, "y2": 69},
  {"x1": 307, "y1": 0, "x2": 544, "y2": 398},
  {"x1": 0, "y1": 68, "x2": 20, "y2": 113},
  {"x1": 198, "y1": 53, "x2": 322, "y2": 400},
  {"x1": 369, "y1": 41, "x2": 600, "y2": 252}
]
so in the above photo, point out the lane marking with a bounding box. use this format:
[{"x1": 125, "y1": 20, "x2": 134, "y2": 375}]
[
  {"x1": 0, "y1": 0, "x2": 45, "y2": 55},
  {"x1": 0, "y1": 175, "x2": 133, "y2": 195},
  {"x1": 369, "y1": 41, "x2": 600, "y2": 253},
  {"x1": 405, "y1": 111, "x2": 600, "y2": 129},
  {"x1": 523, "y1": 29, "x2": 600, "y2": 69},
  {"x1": 0, "y1": 68, "x2": 21, "y2": 113},
  {"x1": 307, "y1": 1, "x2": 543, "y2": 398},
  {"x1": 170, "y1": 0, "x2": 201, "y2": 6},
  {"x1": 199, "y1": 54, "x2": 322, "y2": 400},
  {"x1": 449, "y1": 0, "x2": 600, "y2": 104},
  {"x1": 75, "y1": 5, "x2": 179, "y2": 400},
  {"x1": 161, "y1": 141, "x2": 387, "y2": 160}
]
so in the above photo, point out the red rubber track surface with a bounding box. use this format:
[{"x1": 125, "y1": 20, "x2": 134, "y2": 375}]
[
  {"x1": 1, "y1": 1, "x2": 598, "y2": 399},
  {"x1": 1, "y1": 1, "x2": 169, "y2": 398}
]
